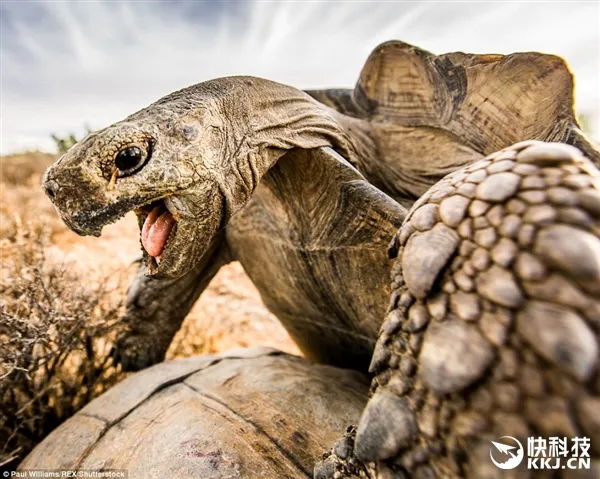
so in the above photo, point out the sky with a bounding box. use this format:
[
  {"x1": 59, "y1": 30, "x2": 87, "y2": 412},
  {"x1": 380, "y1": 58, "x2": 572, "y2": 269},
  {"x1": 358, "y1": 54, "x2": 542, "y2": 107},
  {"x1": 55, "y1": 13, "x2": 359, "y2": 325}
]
[{"x1": 1, "y1": 1, "x2": 599, "y2": 154}]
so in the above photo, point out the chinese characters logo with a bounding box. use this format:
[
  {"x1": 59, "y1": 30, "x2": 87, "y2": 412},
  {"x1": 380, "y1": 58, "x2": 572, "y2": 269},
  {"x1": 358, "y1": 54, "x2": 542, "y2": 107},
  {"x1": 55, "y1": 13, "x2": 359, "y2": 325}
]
[{"x1": 490, "y1": 436, "x2": 591, "y2": 470}]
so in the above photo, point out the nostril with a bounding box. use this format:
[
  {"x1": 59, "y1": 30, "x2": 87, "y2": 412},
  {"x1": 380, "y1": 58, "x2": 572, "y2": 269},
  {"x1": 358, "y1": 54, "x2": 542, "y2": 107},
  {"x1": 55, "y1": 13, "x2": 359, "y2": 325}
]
[{"x1": 43, "y1": 180, "x2": 58, "y2": 199}]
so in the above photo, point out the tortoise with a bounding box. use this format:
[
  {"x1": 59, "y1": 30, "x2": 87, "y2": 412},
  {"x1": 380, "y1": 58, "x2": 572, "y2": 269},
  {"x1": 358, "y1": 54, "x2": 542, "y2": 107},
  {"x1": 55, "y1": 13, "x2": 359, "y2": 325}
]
[
  {"x1": 20, "y1": 348, "x2": 370, "y2": 478},
  {"x1": 40, "y1": 40, "x2": 600, "y2": 477}
]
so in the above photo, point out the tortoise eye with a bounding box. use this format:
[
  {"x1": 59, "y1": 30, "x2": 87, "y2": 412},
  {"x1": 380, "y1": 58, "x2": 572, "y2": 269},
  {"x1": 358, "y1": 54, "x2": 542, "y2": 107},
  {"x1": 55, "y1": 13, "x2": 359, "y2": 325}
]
[{"x1": 115, "y1": 146, "x2": 148, "y2": 176}]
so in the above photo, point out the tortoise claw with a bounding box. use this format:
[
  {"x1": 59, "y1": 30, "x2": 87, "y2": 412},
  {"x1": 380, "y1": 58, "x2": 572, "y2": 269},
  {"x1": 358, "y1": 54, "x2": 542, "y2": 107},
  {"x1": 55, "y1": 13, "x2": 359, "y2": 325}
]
[
  {"x1": 352, "y1": 141, "x2": 600, "y2": 476},
  {"x1": 314, "y1": 427, "x2": 412, "y2": 479},
  {"x1": 314, "y1": 426, "x2": 377, "y2": 479}
]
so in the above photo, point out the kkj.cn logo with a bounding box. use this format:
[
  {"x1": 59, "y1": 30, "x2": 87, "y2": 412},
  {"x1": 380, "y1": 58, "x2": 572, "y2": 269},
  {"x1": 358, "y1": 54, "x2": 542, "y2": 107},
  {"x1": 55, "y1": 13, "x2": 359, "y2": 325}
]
[
  {"x1": 490, "y1": 436, "x2": 591, "y2": 470},
  {"x1": 490, "y1": 436, "x2": 524, "y2": 469}
]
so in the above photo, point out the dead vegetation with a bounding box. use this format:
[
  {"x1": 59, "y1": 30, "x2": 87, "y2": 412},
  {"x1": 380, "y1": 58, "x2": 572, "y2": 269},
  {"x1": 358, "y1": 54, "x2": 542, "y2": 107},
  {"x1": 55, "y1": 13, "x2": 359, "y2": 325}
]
[
  {"x1": 0, "y1": 220, "x2": 124, "y2": 468},
  {"x1": 0, "y1": 151, "x2": 299, "y2": 469},
  {"x1": 0, "y1": 152, "x2": 55, "y2": 187}
]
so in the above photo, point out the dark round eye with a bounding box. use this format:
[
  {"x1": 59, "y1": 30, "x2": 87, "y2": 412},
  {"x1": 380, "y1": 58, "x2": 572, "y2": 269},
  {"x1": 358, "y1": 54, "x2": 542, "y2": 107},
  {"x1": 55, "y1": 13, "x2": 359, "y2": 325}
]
[{"x1": 115, "y1": 146, "x2": 146, "y2": 175}]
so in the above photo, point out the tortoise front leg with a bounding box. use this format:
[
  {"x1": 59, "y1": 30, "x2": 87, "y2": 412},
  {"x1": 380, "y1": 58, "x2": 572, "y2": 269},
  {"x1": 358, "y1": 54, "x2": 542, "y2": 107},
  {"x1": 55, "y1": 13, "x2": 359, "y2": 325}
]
[
  {"x1": 112, "y1": 232, "x2": 231, "y2": 371},
  {"x1": 316, "y1": 141, "x2": 600, "y2": 478}
]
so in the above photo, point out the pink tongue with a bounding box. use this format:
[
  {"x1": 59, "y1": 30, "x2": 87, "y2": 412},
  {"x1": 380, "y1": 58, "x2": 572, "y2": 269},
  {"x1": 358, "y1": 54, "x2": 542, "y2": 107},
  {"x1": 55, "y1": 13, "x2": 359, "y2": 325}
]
[{"x1": 141, "y1": 205, "x2": 176, "y2": 258}]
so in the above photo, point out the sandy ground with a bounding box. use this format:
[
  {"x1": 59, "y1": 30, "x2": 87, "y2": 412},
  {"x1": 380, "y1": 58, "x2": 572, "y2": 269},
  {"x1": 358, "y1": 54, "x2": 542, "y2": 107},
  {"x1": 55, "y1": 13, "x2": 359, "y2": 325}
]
[{"x1": 0, "y1": 152, "x2": 301, "y2": 361}]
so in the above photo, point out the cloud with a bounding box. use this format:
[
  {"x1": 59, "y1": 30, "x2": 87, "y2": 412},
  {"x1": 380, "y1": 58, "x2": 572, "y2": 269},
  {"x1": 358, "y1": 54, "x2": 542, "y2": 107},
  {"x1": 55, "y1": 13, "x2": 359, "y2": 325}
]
[{"x1": 1, "y1": 0, "x2": 598, "y2": 154}]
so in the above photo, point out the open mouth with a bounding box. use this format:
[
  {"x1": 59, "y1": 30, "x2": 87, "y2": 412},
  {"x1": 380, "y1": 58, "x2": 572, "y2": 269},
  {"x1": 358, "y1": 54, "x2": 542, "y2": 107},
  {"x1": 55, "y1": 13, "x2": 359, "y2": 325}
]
[{"x1": 136, "y1": 199, "x2": 178, "y2": 264}]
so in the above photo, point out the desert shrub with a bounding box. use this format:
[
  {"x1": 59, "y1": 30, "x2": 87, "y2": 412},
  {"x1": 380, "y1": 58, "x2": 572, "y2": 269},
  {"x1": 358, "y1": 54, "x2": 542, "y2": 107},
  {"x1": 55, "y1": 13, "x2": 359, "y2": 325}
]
[
  {"x1": 51, "y1": 126, "x2": 91, "y2": 155},
  {"x1": 0, "y1": 219, "x2": 125, "y2": 469},
  {"x1": 50, "y1": 133, "x2": 78, "y2": 155}
]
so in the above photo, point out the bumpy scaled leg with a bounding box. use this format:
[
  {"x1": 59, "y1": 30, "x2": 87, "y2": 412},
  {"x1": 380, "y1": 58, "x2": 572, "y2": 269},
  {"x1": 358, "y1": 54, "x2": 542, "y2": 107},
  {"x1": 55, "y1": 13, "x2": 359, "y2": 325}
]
[
  {"x1": 112, "y1": 234, "x2": 230, "y2": 371},
  {"x1": 316, "y1": 141, "x2": 600, "y2": 478}
]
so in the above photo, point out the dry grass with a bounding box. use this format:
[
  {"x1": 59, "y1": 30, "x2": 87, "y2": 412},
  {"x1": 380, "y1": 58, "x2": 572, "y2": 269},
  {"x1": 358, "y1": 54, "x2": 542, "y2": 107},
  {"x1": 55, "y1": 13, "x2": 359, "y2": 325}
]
[
  {"x1": 0, "y1": 152, "x2": 55, "y2": 187},
  {"x1": 0, "y1": 220, "x2": 124, "y2": 468},
  {"x1": 0, "y1": 151, "x2": 299, "y2": 469}
]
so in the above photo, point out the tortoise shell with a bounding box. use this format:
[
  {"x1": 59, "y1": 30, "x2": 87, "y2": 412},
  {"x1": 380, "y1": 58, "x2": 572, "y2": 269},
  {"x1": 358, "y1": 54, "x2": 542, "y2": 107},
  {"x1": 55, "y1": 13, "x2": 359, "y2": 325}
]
[{"x1": 20, "y1": 348, "x2": 369, "y2": 478}]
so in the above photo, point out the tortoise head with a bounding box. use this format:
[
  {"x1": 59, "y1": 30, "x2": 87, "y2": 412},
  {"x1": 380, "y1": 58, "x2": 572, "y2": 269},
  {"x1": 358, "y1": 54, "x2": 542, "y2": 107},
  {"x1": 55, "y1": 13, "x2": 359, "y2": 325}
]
[{"x1": 42, "y1": 76, "x2": 356, "y2": 279}]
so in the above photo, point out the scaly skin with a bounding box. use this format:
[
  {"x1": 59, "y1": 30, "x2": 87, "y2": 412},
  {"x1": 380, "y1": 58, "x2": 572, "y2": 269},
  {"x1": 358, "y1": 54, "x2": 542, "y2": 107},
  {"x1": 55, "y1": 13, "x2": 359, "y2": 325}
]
[{"x1": 315, "y1": 141, "x2": 600, "y2": 478}]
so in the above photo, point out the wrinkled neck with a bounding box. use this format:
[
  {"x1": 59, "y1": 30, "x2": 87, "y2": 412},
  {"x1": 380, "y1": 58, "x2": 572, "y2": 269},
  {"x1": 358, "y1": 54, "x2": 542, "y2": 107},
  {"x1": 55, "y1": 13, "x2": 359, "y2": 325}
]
[
  {"x1": 250, "y1": 94, "x2": 376, "y2": 167},
  {"x1": 218, "y1": 84, "x2": 378, "y2": 220}
]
